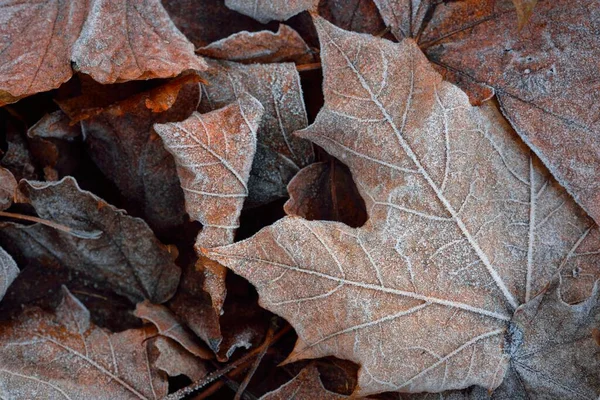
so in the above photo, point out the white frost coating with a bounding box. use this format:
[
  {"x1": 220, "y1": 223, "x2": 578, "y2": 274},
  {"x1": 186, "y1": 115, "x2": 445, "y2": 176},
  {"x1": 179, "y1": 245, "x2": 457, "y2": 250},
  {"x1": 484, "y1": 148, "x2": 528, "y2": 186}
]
[
  {"x1": 0, "y1": 246, "x2": 19, "y2": 302},
  {"x1": 225, "y1": 0, "x2": 317, "y2": 23}
]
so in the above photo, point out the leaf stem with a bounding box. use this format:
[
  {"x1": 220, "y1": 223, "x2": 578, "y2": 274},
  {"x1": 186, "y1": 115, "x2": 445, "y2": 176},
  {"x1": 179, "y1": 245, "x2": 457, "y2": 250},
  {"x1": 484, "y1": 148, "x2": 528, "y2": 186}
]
[{"x1": 0, "y1": 211, "x2": 102, "y2": 239}]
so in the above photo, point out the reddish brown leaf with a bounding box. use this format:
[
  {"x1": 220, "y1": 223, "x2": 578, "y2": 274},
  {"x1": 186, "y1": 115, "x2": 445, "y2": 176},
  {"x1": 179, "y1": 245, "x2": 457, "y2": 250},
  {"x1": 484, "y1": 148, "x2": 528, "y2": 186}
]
[
  {"x1": 134, "y1": 300, "x2": 212, "y2": 359},
  {"x1": 0, "y1": 167, "x2": 17, "y2": 211},
  {"x1": 373, "y1": 0, "x2": 432, "y2": 39},
  {"x1": 422, "y1": 0, "x2": 600, "y2": 224},
  {"x1": 206, "y1": 17, "x2": 600, "y2": 395},
  {"x1": 260, "y1": 365, "x2": 347, "y2": 400},
  {"x1": 0, "y1": 286, "x2": 169, "y2": 399},
  {"x1": 0, "y1": 246, "x2": 19, "y2": 302},
  {"x1": 0, "y1": 0, "x2": 205, "y2": 105},
  {"x1": 225, "y1": 0, "x2": 317, "y2": 24},
  {"x1": 197, "y1": 24, "x2": 315, "y2": 65},
  {"x1": 0, "y1": 177, "x2": 181, "y2": 304},
  {"x1": 198, "y1": 60, "x2": 314, "y2": 207},
  {"x1": 284, "y1": 160, "x2": 367, "y2": 228},
  {"x1": 152, "y1": 336, "x2": 208, "y2": 381}
]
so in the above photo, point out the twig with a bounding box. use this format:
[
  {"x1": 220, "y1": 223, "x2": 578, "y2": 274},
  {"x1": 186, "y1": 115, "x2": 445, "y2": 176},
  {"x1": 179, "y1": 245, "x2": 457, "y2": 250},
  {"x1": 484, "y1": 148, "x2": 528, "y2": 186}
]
[
  {"x1": 0, "y1": 211, "x2": 102, "y2": 239},
  {"x1": 166, "y1": 323, "x2": 292, "y2": 400}
]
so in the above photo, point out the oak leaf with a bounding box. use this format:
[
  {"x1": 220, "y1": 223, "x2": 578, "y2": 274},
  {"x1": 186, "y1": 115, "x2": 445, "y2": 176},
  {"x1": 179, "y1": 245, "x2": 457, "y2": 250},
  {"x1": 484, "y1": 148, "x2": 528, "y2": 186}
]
[
  {"x1": 198, "y1": 60, "x2": 314, "y2": 207},
  {"x1": 225, "y1": 0, "x2": 318, "y2": 24},
  {"x1": 0, "y1": 177, "x2": 180, "y2": 304},
  {"x1": 206, "y1": 17, "x2": 600, "y2": 395},
  {"x1": 198, "y1": 24, "x2": 315, "y2": 65},
  {"x1": 260, "y1": 365, "x2": 347, "y2": 400},
  {"x1": 0, "y1": 0, "x2": 206, "y2": 105},
  {"x1": 0, "y1": 286, "x2": 169, "y2": 399},
  {"x1": 0, "y1": 246, "x2": 19, "y2": 302},
  {"x1": 420, "y1": 0, "x2": 600, "y2": 224}
]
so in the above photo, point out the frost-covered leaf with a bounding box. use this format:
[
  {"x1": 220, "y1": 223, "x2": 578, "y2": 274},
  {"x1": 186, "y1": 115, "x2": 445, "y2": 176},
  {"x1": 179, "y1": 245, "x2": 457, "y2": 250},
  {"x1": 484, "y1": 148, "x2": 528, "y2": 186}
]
[
  {"x1": 199, "y1": 60, "x2": 314, "y2": 207},
  {"x1": 422, "y1": 0, "x2": 600, "y2": 224},
  {"x1": 0, "y1": 286, "x2": 168, "y2": 399},
  {"x1": 373, "y1": 0, "x2": 432, "y2": 39},
  {"x1": 0, "y1": 0, "x2": 206, "y2": 105},
  {"x1": 319, "y1": 0, "x2": 387, "y2": 36},
  {"x1": 154, "y1": 93, "x2": 263, "y2": 314},
  {"x1": 260, "y1": 365, "x2": 347, "y2": 400},
  {"x1": 225, "y1": 0, "x2": 317, "y2": 24},
  {"x1": 198, "y1": 24, "x2": 315, "y2": 65},
  {"x1": 206, "y1": 17, "x2": 600, "y2": 395},
  {"x1": 0, "y1": 177, "x2": 180, "y2": 304},
  {"x1": 284, "y1": 160, "x2": 367, "y2": 228},
  {"x1": 0, "y1": 246, "x2": 19, "y2": 302},
  {"x1": 134, "y1": 300, "x2": 212, "y2": 359},
  {"x1": 152, "y1": 336, "x2": 208, "y2": 381},
  {"x1": 0, "y1": 167, "x2": 17, "y2": 211}
]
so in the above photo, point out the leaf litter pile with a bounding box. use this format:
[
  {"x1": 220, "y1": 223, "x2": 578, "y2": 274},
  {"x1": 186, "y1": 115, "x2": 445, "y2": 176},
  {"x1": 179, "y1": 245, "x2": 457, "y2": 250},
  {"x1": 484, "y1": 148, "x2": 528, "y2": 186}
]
[{"x1": 0, "y1": 1, "x2": 599, "y2": 399}]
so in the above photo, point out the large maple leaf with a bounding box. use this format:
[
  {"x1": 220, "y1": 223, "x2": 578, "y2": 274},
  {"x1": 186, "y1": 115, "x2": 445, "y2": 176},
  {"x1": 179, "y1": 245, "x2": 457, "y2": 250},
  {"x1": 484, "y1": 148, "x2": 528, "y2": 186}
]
[{"x1": 206, "y1": 17, "x2": 600, "y2": 395}]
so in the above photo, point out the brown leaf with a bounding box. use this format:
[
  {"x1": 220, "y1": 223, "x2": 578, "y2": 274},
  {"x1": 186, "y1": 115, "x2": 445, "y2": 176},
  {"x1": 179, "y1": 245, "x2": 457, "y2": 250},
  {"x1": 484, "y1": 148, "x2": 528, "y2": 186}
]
[
  {"x1": 0, "y1": 167, "x2": 17, "y2": 211},
  {"x1": 198, "y1": 60, "x2": 314, "y2": 207},
  {"x1": 0, "y1": 0, "x2": 206, "y2": 105},
  {"x1": 260, "y1": 365, "x2": 347, "y2": 400},
  {"x1": 134, "y1": 300, "x2": 212, "y2": 359},
  {"x1": 197, "y1": 24, "x2": 315, "y2": 65},
  {"x1": 513, "y1": 0, "x2": 538, "y2": 29},
  {"x1": 0, "y1": 246, "x2": 19, "y2": 302},
  {"x1": 319, "y1": 0, "x2": 388, "y2": 36},
  {"x1": 206, "y1": 17, "x2": 600, "y2": 395},
  {"x1": 373, "y1": 0, "x2": 432, "y2": 39},
  {"x1": 0, "y1": 177, "x2": 180, "y2": 304},
  {"x1": 152, "y1": 336, "x2": 208, "y2": 381},
  {"x1": 422, "y1": 0, "x2": 600, "y2": 224},
  {"x1": 154, "y1": 93, "x2": 263, "y2": 314},
  {"x1": 0, "y1": 286, "x2": 169, "y2": 399},
  {"x1": 225, "y1": 0, "x2": 318, "y2": 24},
  {"x1": 1, "y1": 123, "x2": 37, "y2": 181},
  {"x1": 284, "y1": 160, "x2": 367, "y2": 228}
]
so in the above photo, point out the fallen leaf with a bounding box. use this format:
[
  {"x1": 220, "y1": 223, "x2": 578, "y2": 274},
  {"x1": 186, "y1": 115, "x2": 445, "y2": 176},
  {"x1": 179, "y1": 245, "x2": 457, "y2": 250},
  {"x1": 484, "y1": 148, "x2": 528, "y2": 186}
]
[
  {"x1": 225, "y1": 0, "x2": 317, "y2": 24},
  {"x1": 0, "y1": 0, "x2": 206, "y2": 105},
  {"x1": 284, "y1": 160, "x2": 367, "y2": 228},
  {"x1": 134, "y1": 300, "x2": 212, "y2": 359},
  {"x1": 513, "y1": 0, "x2": 538, "y2": 29},
  {"x1": 154, "y1": 93, "x2": 263, "y2": 315},
  {"x1": 373, "y1": 0, "x2": 432, "y2": 39},
  {"x1": 319, "y1": 0, "x2": 388, "y2": 35},
  {"x1": 198, "y1": 24, "x2": 315, "y2": 65},
  {"x1": 0, "y1": 177, "x2": 180, "y2": 304},
  {"x1": 1, "y1": 123, "x2": 37, "y2": 181},
  {"x1": 27, "y1": 111, "x2": 82, "y2": 140},
  {"x1": 0, "y1": 167, "x2": 17, "y2": 211},
  {"x1": 198, "y1": 60, "x2": 314, "y2": 207},
  {"x1": 152, "y1": 336, "x2": 208, "y2": 381},
  {"x1": 206, "y1": 17, "x2": 600, "y2": 395},
  {"x1": 0, "y1": 286, "x2": 169, "y2": 399},
  {"x1": 260, "y1": 365, "x2": 347, "y2": 400},
  {"x1": 421, "y1": 0, "x2": 600, "y2": 224},
  {"x1": 0, "y1": 246, "x2": 19, "y2": 302}
]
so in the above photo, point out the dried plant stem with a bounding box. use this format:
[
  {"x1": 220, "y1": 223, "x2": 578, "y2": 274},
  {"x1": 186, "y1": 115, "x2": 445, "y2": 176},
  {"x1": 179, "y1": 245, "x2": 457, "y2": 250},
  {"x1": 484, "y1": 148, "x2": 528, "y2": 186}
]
[{"x1": 0, "y1": 211, "x2": 102, "y2": 239}]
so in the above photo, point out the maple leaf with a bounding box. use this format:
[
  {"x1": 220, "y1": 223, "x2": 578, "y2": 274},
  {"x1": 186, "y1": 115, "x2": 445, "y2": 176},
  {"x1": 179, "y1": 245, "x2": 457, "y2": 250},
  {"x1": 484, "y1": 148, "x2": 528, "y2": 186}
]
[
  {"x1": 0, "y1": 167, "x2": 17, "y2": 211},
  {"x1": 154, "y1": 93, "x2": 263, "y2": 315},
  {"x1": 0, "y1": 286, "x2": 170, "y2": 399},
  {"x1": 205, "y1": 17, "x2": 600, "y2": 395},
  {"x1": 373, "y1": 0, "x2": 432, "y2": 39},
  {"x1": 0, "y1": 0, "x2": 206, "y2": 106},
  {"x1": 0, "y1": 177, "x2": 180, "y2": 304},
  {"x1": 197, "y1": 24, "x2": 315, "y2": 65},
  {"x1": 260, "y1": 365, "x2": 347, "y2": 400},
  {"x1": 225, "y1": 0, "x2": 318, "y2": 24},
  {"x1": 419, "y1": 0, "x2": 600, "y2": 225},
  {"x1": 198, "y1": 60, "x2": 314, "y2": 207},
  {"x1": 284, "y1": 159, "x2": 367, "y2": 228},
  {"x1": 0, "y1": 246, "x2": 19, "y2": 302}
]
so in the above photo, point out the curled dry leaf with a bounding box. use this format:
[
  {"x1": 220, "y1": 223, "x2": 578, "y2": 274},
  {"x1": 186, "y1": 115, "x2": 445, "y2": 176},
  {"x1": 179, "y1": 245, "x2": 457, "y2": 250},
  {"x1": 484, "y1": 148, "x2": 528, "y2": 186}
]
[
  {"x1": 421, "y1": 0, "x2": 600, "y2": 225},
  {"x1": 0, "y1": 177, "x2": 180, "y2": 304},
  {"x1": 152, "y1": 336, "x2": 208, "y2": 381},
  {"x1": 154, "y1": 94, "x2": 263, "y2": 315},
  {"x1": 0, "y1": 286, "x2": 168, "y2": 399},
  {"x1": 198, "y1": 24, "x2": 315, "y2": 65},
  {"x1": 0, "y1": 0, "x2": 206, "y2": 105},
  {"x1": 206, "y1": 17, "x2": 600, "y2": 395},
  {"x1": 199, "y1": 60, "x2": 314, "y2": 207},
  {"x1": 260, "y1": 365, "x2": 347, "y2": 400},
  {"x1": 225, "y1": 0, "x2": 317, "y2": 24},
  {"x1": 0, "y1": 246, "x2": 19, "y2": 302},
  {"x1": 373, "y1": 0, "x2": 432, "y2": 39},
  {"x1": 134, "y1": 300, "x2": 212, "y2": 359},
  {"x1": 284, "y1": 160, "x2": 367, "y2": 228},
  {"x1": 0, "y1": 167, "x2": 17, "y2": 211}
]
